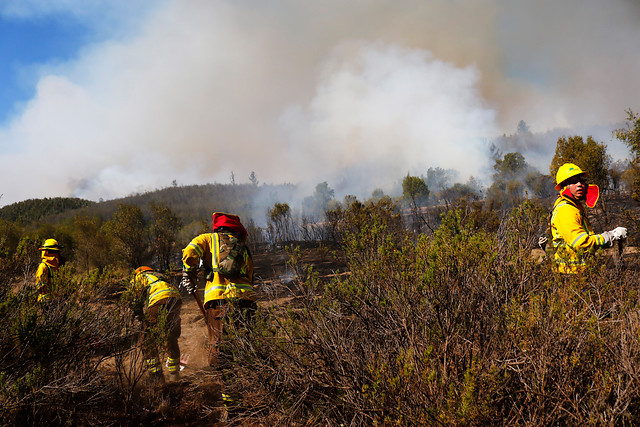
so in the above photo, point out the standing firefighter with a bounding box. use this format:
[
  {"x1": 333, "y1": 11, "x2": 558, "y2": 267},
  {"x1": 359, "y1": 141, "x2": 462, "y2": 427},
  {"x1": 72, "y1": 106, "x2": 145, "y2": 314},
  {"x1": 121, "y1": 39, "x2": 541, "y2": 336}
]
[
  {"x1": 35, "y1": 238, "x2": 65, "y2": 303},
  {"x1": 130, "y1": 266, "x2": 182, "y2": 384},
  {"x1": 180, "y1": 212, "x2": 256, "y2": 369},
  {"x1": 550, "y1": 163, "x2": 627, "y2": 273}
]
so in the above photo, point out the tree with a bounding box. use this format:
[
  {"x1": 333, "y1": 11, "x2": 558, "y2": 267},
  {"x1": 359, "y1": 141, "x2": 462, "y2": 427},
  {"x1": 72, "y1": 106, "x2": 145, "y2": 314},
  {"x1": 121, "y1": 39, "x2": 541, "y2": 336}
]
[
  {"x1": 615, "y1": 109, "x2": 640, "y2": 156},
  {"x1": 524, "y1": 172, "x2": 556, "y2": 199},
  {"x1": 439, "y1": 182, "x2": 481, "y2": 205},
  {"x1": 550, "y1": 136, "x2": 611, "y2": 190},
  {"x1": 494, "y1": 152, "x2": 527, "y2": 179},
  {"x1": 150, "y1": 203, "x2": 182, "y2": 271},
  {"x1": 402, "y1": 175, "x2": 429, "y2": 206},
  {"x1": 487, "y1": 152, "x2": 530, "y2": 209},
  {"x1": 426, "y1": 167, "x2": 456, "y2": 194},
  {"x1": 615, "y1": 109, "x2": 640, "y2": 200},
  {"x1": 249, "y1": 171, "x2": 259, "y2": 186},
  {"x1": 267, "y1": 203, "x2": 295, "y2": 244},
  {"x1": 402, "y1": 174, "x2": 429, "y2": 232},
  {"x1": 102, "y1": 203, "x2": 147, "y2": 268},
  {"x1": 0, "y1": 219, "x2": 19, "y2": 255},
  {"x1": 609, "y1": 159, "x2": 630, "y2": 193},
  {"x1": 517, "y1": 120, "x2": 530, "y2": 134},
  {"x1": 303, "y1": 182, "x2": 335, "y2": 217},
  {"x1": 72, "y1": 215, "x2": 109, "y2": 273}
]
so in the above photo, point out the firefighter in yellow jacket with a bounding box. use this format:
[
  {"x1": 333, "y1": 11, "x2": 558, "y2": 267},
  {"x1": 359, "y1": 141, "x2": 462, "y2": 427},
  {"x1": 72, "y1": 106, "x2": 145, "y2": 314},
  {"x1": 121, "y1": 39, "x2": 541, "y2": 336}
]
[
  {"x1": 550, "y1": 163, "x2": 627, "y2": 273},
  {"x1": 180, "y1": 212, "x2": 256, "y2": 368},
  {"x1": 131, "y1": 266, "x2": 182, "y2": 383},
  {"x1": 35, "y1": 238, "x2": 66, "y2": 303}
]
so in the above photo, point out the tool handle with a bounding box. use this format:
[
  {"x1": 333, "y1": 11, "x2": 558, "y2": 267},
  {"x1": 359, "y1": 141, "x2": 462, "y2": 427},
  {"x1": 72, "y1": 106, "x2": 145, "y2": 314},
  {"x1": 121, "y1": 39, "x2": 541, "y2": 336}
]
[{"x1": 192, "y1": 290, "x2": 209, "y2": 326}]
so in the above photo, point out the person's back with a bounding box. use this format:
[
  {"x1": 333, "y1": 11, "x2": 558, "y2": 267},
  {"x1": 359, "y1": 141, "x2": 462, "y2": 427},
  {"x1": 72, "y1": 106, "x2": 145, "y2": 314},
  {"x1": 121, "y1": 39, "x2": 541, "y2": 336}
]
[
  {"x1": 180, "y1": 212, "x2": 256, "y2": 370},
  {"x1": 131, "y1": 266, "x2": 183, "y2": 384}
]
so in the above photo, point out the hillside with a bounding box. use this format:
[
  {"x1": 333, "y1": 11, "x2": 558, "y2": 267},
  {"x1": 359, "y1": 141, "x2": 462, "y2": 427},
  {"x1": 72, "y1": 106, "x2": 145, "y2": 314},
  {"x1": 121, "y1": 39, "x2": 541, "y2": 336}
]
[
  {"x1": 0, "y1": 197, "x2": 95, "y2": 224},
  {"x1": 0, "y1": 182, "x2": 303, "y2": 228}
]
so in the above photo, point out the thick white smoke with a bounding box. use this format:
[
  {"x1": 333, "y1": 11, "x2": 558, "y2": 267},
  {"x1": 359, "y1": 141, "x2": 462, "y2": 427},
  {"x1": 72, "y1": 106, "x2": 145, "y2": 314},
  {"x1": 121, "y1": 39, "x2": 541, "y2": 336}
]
[
  {"x1": 279, "y1": 43, "x2": 496, "y2": 198},
  {"x1": 0, "y1": 0, "x2": 639, "y2": 207}
]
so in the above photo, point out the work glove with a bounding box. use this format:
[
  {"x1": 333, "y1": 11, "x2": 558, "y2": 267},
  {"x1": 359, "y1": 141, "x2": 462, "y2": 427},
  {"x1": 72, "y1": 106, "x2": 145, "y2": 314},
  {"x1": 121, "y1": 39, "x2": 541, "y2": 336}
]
[
  {"x1": 538, "y1": 236, "x2": 548, "y2": 250},
  {"x1": 180, "y1": 272, "x2": 197, "y2": 295},
  {"x1": 601, "y1": 227, "x2": 628, "y2": 248},
  {"x1": 611, "y1": 226, "x2": 628, "y2": 241}
]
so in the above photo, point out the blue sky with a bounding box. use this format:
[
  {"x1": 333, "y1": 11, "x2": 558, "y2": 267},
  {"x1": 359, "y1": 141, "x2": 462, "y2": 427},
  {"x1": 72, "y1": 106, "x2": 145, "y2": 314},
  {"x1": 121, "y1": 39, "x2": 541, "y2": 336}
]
[
  {"x1": 0, "y1": 1, "x2": 156, "y2": 123},
  {"x1": 0, "y1": 0, "x2": 639, "y2": 209},
  {"x1": 0, "y1": 15, "x2": 90, "y2": 122}
]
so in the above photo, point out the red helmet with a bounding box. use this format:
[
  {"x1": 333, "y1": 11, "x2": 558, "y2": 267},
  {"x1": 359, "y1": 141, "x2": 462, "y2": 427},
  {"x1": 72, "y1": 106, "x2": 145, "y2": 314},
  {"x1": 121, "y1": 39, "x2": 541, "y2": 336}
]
[{"x1": 212, "y1": 212, "x2": 247, "y2": 239}]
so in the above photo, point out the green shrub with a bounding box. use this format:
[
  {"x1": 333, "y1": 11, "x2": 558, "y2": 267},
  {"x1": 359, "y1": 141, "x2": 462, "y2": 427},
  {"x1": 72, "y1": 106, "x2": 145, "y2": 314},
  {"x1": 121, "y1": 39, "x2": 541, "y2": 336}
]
[{"x1": 226, "y1": 199, "x2": 640, "y2": 426}]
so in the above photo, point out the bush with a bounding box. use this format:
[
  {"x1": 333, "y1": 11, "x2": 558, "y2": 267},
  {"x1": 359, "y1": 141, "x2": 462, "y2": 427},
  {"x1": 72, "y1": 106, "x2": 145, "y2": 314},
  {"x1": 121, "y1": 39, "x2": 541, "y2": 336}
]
[
  {"x1": 225, "y1": 199, "x2": 640, "y2": 425},
  {"x1": 0, "y1": 266, "x2": 123, "y2": 424}
]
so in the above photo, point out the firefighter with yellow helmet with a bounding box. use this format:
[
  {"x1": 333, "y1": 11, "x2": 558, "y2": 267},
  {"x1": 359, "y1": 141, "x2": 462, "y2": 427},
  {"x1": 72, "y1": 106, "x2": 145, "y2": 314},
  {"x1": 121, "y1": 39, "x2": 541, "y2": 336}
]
[
  {"x1": 130, "y1": 266, "x2": 182, "y2": 384},
  {"x1": 35, "y1": 238, "x2": 66, "y2": 302},
  {"x1": 550, "y1": 163, "x2": 627, "y2": 273}
]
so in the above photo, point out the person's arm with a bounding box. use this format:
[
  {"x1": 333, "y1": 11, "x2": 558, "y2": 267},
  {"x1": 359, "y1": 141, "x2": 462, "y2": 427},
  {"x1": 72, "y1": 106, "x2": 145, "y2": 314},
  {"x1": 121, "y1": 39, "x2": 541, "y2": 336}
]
[
  {"x1": 35, "y1": 263, "x2": 50, "y2": 294},
  {"x1": 181, "y1": 234, "x2": 211, "y2": 293},
  {"x1": 555, "y1": 205, "x2": 610, "y2": 249}
]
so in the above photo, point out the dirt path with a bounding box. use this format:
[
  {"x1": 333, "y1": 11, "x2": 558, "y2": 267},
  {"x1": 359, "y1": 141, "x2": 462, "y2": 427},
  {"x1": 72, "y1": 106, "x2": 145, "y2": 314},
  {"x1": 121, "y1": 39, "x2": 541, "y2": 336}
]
[{"x1": 97, "y1": 244, "x2": 346, "y2": 424}]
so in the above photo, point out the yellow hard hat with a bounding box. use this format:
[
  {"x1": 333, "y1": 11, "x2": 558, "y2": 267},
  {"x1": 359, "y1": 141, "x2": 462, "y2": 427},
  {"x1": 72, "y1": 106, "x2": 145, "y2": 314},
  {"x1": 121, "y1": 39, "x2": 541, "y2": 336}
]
[
  {"x1": 555, "y1": 163, "x2": 587, "y2": 191},
  {"x1": 134, "y1": 266, "x2": 154, "y2": 276},
  {"x1": 39, "y1": 238, "x2": 62, "y2": 251}
]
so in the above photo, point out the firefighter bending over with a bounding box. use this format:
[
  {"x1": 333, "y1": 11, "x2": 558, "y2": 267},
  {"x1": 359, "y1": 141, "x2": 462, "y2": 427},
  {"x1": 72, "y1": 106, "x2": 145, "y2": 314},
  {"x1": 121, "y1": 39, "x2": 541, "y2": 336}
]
[
  {"x1": 180, "y1": 212, "x2": 256, "y2": 369},
  {"x1": 130, "y1": 266, "x2": 182, "y2": 384}
]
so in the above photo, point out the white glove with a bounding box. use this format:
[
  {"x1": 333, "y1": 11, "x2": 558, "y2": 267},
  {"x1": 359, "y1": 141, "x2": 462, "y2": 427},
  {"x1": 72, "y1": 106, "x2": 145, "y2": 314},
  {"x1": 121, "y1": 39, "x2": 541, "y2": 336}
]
[
  {"x1": 180, "y1": 273, "x2": 196, "y2": 294},
  {"x1": 600, "y1": 231, "x2": 613, "y2": 247},
  {"x1": 611, "y1": 227, "x2": 627, "y2": 241},
  {"x1": 538, "y1": 236, "x2": 548, "y2": 250}
]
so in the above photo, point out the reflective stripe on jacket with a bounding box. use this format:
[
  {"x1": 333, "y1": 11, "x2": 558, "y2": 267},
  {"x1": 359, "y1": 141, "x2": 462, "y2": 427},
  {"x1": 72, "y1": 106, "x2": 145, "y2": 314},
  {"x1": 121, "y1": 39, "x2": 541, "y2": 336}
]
[
  {"x1": 133, "y1": 272, "x2": 181, "y2": 308},
  {"x1": 551, "y1": 194, "x2": 609, "y2": 274},
  {"x1": 182, "y1": 233, "x2": 254, "y2": 304}
]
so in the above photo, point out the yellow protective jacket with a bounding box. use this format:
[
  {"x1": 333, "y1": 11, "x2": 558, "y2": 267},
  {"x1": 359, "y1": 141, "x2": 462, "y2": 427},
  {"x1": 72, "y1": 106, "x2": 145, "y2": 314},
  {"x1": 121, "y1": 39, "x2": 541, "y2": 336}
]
[
  {"x1": 36, "y1": 253, "x2": 60, "y2": 302},
  {"x1": 131, "y1": 271, "x2": 181, "y2": 308},
  {"x1": 551, "y1": 193, "x2": 610, "y2": 274},
  {"x1": 182, "y1": 233, "x2": 254, "y2": 304}
]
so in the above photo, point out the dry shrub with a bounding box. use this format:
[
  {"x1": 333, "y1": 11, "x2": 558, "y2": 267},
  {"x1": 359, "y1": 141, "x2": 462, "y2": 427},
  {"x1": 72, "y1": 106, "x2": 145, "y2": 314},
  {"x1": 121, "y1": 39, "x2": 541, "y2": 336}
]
[
  {"x1": 225, "y1": 199, "x2": 640, "y2": 426},
  {"x1": 0, "y1": 265, "x2": 124, "y2": 425}
]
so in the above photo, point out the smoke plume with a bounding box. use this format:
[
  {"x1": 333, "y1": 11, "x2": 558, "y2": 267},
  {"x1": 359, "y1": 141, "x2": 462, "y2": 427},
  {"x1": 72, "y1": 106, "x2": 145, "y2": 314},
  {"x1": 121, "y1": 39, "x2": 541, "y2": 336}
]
[{"x1": 1, "y1": 0, "x2": 639, "y2": 207}]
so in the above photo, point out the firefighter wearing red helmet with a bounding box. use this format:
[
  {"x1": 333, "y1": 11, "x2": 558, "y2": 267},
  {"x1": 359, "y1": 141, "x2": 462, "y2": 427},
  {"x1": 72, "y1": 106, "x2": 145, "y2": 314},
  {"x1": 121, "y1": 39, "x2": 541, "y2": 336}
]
[
  {"x1": 181, "y1": 212, "x2": 255, "y2": 367},
  {"x1": 550, "y1": 163, "x2": 627, "y2": 273},
  {"x1": 181, "y1": 212, "x2": 255, "y2": 410}
]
